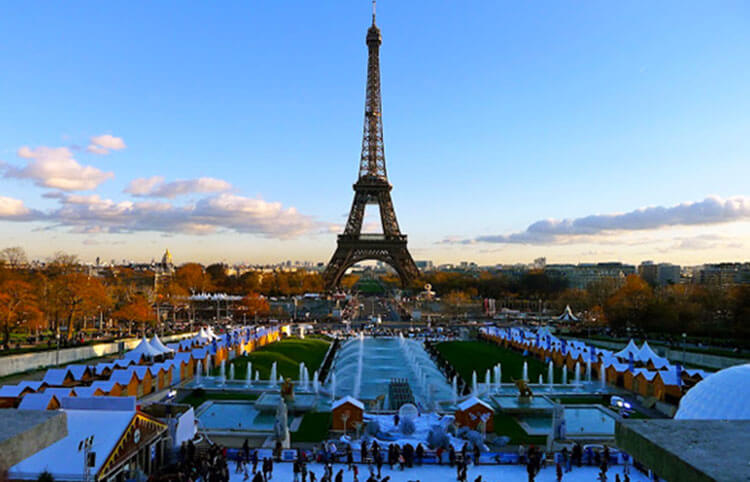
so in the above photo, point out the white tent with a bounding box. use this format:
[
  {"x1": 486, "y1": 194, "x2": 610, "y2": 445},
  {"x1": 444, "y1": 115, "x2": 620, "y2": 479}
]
[
  {"x1": 614, "y1": 339, "x2": 641, "y2": 361},
  {"x1": 149, "y1": 334, "x2": 174, "y2": 354},
  {"x1": 637, "y1": 341, "x2": 670, "y2": 369},
  {"x1": 557, "y1": 305, "x2": 579, "y2": 321},
  {"x1": 124, "y1": 336, "x2": 162, "y2": 361}
]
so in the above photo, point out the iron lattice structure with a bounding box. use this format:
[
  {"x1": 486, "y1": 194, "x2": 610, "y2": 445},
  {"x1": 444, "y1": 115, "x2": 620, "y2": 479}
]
[{"x1": 323, "y1": 8, "x2": 419, "y2": 290}]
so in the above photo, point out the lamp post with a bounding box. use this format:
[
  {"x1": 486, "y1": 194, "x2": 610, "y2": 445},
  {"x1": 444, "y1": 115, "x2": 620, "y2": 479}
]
[{"x1": 78, "y1": 435, "x2": 95, "y2": 482}]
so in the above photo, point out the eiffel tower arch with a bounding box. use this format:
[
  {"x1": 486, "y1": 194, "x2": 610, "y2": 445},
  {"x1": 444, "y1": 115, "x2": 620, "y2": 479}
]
[{"x1": 323, "y1": 4, "x2": 419, "y2": 290}]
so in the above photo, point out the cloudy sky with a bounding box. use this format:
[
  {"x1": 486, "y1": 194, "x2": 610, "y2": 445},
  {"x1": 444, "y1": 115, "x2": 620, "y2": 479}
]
[{"x1": 1, "y1": 1, "x2": 749, "y2": 266}]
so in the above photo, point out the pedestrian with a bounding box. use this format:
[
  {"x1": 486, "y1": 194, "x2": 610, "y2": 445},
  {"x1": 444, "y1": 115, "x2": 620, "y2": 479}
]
[
  {"x1": 243, "y1": 438, "x2": 250, "y2": 464},
  {"x1": 518, "y1": 444, "x2": 527, "y2": 465},
  {"x1": 416, "y1": 443, "x2": 424, "y2": 466},
  {"x1": 437, "y1": 446, "x2": 444, "y2": 465},
  {"x1": 293, "y1": 460, "x2": 301, "y2": 482},
  {"x1": 449, "y1": 445, "x2": 457, "y2": 467},
  {"x1": 251, "y1": 450, "x2": 259, "y2": 473},
  {"x1": 352, "y1": 464, "x2": 359, "y2": 482},
  {"x1": 556, "y1": 462, "x2": 563, "y2": 481},
  {"x1": 615, "y1": 475, "x2": 621, "y2": 482},
  {"x1": 346, "y1": 445, "x2": 353, "y2": 470},
  {"x1": 361, "y1": 440, "x2": 368, "y2": 463},
  {"x1": 334, "y1": 469, "x2": 343, "y2": 482},
  {"x1": 473, "y1": 444, "x2": 481, "y2": 466}
]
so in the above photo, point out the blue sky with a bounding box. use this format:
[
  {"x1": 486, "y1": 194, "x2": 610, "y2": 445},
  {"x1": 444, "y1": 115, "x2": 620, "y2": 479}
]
[{"x1": 1, "y1": 1, "x2": 749, "y2": 266}]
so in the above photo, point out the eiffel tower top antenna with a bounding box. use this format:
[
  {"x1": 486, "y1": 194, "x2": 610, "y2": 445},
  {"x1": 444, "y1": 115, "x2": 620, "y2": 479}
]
[{"x1": 372, "y1": 0, "x2": 376, "y2": 25}]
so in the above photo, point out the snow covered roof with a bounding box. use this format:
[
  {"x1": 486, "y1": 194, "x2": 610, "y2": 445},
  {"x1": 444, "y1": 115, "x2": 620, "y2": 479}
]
[
  {"x1": 65, "y1": 365, "x2": 91, "y2": 381},
  {"x1": 614, "y1": 339, "x2": 641, "y2": 360},
  {"x1": 90, "y1": 380, "x2": 122, "y2": 392},
  {"x1": 71, "y1": 387, "x2": 101, "y2": 397},
  {"x1": 17, "y1": 393, "x2": 59, "y2": 410},
  {"x1": 603, "y1": 361, "x2": 630, "y2": 372},
  {"x1": 8, "y1": 409, "x2": 135, "y2": 481},
  {"x1": 113, "y1": 359, "x2": 134, "y2": 368},
  {"x1": 656, "y1": 369, "x2": 681, "y2": 386},
  {"x1": 632, "y1": 368, "x2": 658, "y2": 381},
  {"x1": 0, "y1": 385, "x2": 35, "y2": 397},
  {"x1": 108, "y1": 370, "x2": 138, "y2": 385},
  {"x1": 149, "y1": 334, "x2": 173, "y2": 354},
  {"x1": 124, "y1": 336, "x2": 162, "y2": 360},
  {"x1": 332, "y1": 396, "x2": 364, "y2": 411},
  {"x1": 91, "y1": 363, "x2": 116, "y2": 375},
  {"x1": 558, "y1": 305, "x2": 579, "y2": 321},
  {"x1": 18, "y1": 381, "x2": 45, "y2": 391},
  {"x1": 457, "y1": 396, "x2": 493, "y2": 411},
  {"x1": 43, "y1": 387, "x2": 76, "y2": 398},
  {"x1": 638, "y1": 341, "x2": 670, "y2": 368},
  {"x1": 675, "y1": 364, "x2": 750, "y2": 420},
  {"x1": 41, "y1": 368, "x2": 71, "y2": 386},
  {"x1": 61, "y1": 396, "x2": 136, "y2": 411}
]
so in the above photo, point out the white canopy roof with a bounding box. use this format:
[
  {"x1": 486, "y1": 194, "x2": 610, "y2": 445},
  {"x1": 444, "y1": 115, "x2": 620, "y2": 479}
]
[
  {"x1": 637, "y1": 341, "x2": 670, "y2": 368},
  {"x1": 614, "y1": 339, "x2": 641, "y2": 360},
  {"x1": 149, "y1": 334, "x2": 174, "y2": 354},
  {"x1": 125, "y1": 336, "x2": 162, "y2": 360},
  {"x1": 558, "y1": 305, "x2": 579, "y2": 321}
]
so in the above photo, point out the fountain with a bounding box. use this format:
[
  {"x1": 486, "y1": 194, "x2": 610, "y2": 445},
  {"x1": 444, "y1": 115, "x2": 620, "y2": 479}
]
[
  {"x1": 219, "y1": 360, "x2": 226, "y2": 385},
  {"x1": 255, "y1": 370, "x2": 260, "y2": 382},
  {"x1": 562, "y1": 367, "x2": 568, "y2": 385},
  {"x1": 600, "y1": 365, "x2": 607, "y2": 389},
  {"x1": 229, "y1": 363, "x2": 235, "y2": 381},
  {"x1": 471, "y1": 371, "x2": 478, "y2": 395},
  {"x1": 330, "y1": 372, "x2": 337, "y2": 401},
  {"x1": 586, "y1": 360, "x2": 592, "y2": 382},
  {"x1": 313, "y1": 370, "x2": 320, "y2": 394},
  {"x1": 270, "y1": 361, "x2": 278, "y2": 386},
  {"x1": 245, "y1": 363, "x2": 252, "y2": 386},
  {"x1": 452, "y1": 376, "x2": 458, "y2": 405},
  {"x1": 497, "y1": 364, "x2": 502, "y2": 388},
  {"x1": 195, "y1": 360, "x2": 202, "y2": 385},
  {"x1": 522, "y1": 361, "x2": 528, "y2": 381},
  {"x1": 548, "y1": 361, "x2": 554, "y2": 388},
  {"x1": 574, "y1": 362, "x2": 581, "y2": 385},
  {"x1": 538, "y1": 374, "x2": 543, "y2": 384},
  {"x1": 484, "y1": 369, "x2": 491, "y2": 393}
]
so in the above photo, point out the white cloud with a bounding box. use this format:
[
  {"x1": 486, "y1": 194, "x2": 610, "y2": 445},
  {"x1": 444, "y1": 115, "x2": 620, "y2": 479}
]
[
  {"x1": 5, "y1": 146, "x2": 114, "y2": 191},
  {"x1": 86, "y1": 134, "x2": 126, "y2": 155},
  {"x1": 445, "y1": 196, "x2": 750, "y2": 245},
  {"x1": 124, "y1": 176, "x2": 165, "y2": 195},
  {"x1": 0, "y1": 196, "x2": 32, "y2": 218},
  {"x1": 5, "y1": 192, "x2": 317, "y2": 239},
  {"x1": 125, "y1": 176, "x2": 232, "y2": 198}
]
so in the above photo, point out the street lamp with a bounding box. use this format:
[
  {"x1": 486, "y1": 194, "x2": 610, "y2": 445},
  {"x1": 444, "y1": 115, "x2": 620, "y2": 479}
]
[{"x1": 78, "y1": 435, "x2": 95, "y2": 482}]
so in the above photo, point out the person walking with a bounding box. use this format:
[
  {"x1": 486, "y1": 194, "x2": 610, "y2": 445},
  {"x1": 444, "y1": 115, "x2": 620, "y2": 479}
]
[
  {"x1": 449, "y1": 445, "x2": 457, "y2": 467},
  {"x1": 416, "y1": 443, "x2": 424, "y2": 466},
  {"x1": 556, "y1": 462, "x2": 563, "y2": 481},
  {"x1": 361, "y1": 440, "x2": 368, "y2": 463},
  {"x1": 334, "y1": 469, "x2": 343, "y2": 482},
  {"x1": 436, "y1": 446, "x2": 444, "y2": 465}
]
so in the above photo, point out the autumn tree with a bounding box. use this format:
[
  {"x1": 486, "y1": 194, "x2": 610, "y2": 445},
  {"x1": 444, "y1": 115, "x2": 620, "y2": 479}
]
[
  {"x1": 56, "y1": 273, "x2": 111, "y2": 339},
  {"x1": 604, "y1": 275, "x2": 653, "y2": 331},
  {"x1": 238, "y1": 292, "x2": 270, "y2": 321},
  {"x1": 176, "y1": 263, "x2": 213, "y2": 293},
  {"x1": 112, "y1": 294, "x2": 156, "y2": 336},
  {"x1": 158, "y1": 279, "x2": 189, "y2": 322},
  {"x1": 0, "y1": 279, "x2": 40, "y2": 348}
]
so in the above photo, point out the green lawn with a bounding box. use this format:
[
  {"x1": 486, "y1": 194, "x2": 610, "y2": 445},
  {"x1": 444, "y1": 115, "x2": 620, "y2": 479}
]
[
  {"x1": 494, "y1": 412, "x2": 547, "y2": 445},
  {"x1": 181, "y1": 390, "x2": 259, "y2": 408},
  {"x1": 291, "y1": 412, "x2": 331, "y2": 443},
  {"x1": 436, "y1": 341, "x2": 569, "y2": 385},
  {"x1": 213, "y1": 337, "x2": 330, "y2": 381}
]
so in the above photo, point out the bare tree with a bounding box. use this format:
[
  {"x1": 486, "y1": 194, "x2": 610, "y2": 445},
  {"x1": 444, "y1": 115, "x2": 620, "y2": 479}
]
[{"x1": 0, "y1": 247, "x2": 28, "y2": 268}]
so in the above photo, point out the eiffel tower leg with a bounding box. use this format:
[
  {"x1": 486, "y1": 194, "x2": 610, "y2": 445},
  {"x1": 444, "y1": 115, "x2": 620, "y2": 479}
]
[{"x1": 323, "y1": 246, "x2": 355, "y2": 290}]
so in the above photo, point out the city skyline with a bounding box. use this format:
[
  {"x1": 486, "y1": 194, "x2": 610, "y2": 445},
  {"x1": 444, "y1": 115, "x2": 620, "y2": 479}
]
[{"x1": 1, "y1": 1, "x2": 749, "y2": 266}]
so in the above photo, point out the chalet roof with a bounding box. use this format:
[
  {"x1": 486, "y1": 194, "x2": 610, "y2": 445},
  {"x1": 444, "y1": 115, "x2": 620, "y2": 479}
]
[
  {"x1": 457, "y1": 396, "x2": 493, "y2": 411},
  {"x1": 17, "y1": 393, "x2": 59, "y2": 410},
  {"x1": 332, "y1": 396, "x2": 364, "y2": 411},
  {"x1": 42, "y1": 368, "x2": 72, "y2": 386},
  {"x1": 124, "y1": 336, "x2": 161, "y2": 360}
]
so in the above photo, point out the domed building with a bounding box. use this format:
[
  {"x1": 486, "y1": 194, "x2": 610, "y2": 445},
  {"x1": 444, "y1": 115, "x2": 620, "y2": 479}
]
[
  {"x1": 159, "y1": 248, "x2": 175, "y2": 274},
  {"x1": 674, "y1": 363, "x2": 750, "y2": 420}
]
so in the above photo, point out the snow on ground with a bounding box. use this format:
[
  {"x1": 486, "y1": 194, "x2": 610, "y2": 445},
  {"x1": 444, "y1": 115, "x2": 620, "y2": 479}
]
[
  {"x1": 228, "y1": 462, "x2": 650, "y2": 482},
  {"x1": 362, "y1": 412, "x2": 471, "y2": 449}
]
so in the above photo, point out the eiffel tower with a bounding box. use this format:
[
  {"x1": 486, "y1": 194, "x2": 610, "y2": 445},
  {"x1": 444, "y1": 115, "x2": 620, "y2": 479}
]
[{"x1": 323, "y1": 2, "x2": 419, "y2": 290}]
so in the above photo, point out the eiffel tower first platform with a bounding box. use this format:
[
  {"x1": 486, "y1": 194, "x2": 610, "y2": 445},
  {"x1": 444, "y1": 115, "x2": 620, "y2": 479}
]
[{"x1": 323, "y1": 3, "x2": 419, "y2": 290}]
